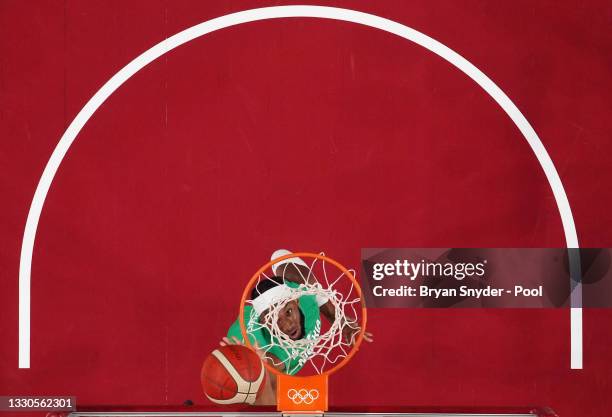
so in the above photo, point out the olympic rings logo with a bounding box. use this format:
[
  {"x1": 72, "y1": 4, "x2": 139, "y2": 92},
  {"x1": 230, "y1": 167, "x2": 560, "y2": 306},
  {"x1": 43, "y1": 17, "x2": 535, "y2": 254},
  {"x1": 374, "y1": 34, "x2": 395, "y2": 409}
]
[{"x1": 287, "y1": 388, "x2": 320, "y2": 405}]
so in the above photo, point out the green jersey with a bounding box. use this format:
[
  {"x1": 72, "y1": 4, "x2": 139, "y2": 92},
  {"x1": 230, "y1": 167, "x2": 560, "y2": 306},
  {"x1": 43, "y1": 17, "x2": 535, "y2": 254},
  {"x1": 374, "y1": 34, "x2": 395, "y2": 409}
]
[{"x1": 227, "y1": 282, "x2": 321, "y2": 375}]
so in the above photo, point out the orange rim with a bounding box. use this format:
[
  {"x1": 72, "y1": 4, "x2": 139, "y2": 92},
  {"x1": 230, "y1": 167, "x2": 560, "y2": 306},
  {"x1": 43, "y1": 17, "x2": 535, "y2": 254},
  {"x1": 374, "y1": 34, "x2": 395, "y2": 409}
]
[{"x1": 239, "y1": 252, "x2": 367, "y2": 377}]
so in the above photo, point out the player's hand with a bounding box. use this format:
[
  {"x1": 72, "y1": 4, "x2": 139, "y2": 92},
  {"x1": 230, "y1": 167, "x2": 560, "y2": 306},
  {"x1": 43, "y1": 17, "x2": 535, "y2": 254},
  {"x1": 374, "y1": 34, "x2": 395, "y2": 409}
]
[
  {"x1": 220, "y1": 337, "x2": 267, "y2": 361},
  {"x1": 342, "y1": 324, "x2": 374, "y2": 345},
  {"x1": 219, "y1": 336, "x2": 243, "y2": 347},
  {"x1": 362, "y1": 331, "x2": 374, "y2": 342}
]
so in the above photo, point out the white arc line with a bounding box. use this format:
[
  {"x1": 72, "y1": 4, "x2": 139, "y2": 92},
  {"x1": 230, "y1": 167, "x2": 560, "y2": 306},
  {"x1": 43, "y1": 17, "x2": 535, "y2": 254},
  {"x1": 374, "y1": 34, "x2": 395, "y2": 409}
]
[{"x1": 19, "y1": 5, "x2": 581, "y2": 369}]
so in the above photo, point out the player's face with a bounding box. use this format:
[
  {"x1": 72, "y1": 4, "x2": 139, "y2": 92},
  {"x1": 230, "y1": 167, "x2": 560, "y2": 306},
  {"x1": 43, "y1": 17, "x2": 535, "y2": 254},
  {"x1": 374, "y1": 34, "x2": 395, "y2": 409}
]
[{"x1": 277, "y1": 300, "x2": 303, "y2": 340}]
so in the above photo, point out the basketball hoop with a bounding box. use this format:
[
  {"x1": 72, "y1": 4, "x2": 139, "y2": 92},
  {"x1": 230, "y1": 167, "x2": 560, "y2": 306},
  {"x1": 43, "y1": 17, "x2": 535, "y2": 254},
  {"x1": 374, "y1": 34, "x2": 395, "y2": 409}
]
[{"x1": 239, "y1": 252, "x2": 367, "y2": 414}]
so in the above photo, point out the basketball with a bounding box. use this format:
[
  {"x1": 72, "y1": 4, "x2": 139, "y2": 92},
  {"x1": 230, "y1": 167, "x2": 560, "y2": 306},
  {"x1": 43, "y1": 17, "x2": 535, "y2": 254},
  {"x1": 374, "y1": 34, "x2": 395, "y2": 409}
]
[{"x1": 201, "y1": 344, "x2": 266, "y2": 405}]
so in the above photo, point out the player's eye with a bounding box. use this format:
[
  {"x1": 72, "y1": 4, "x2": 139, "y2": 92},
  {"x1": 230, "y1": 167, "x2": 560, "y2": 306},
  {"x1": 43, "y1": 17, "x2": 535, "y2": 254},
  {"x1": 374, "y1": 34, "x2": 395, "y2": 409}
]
[{"x1": 287, "y1": 308, "x2": 292, "y2": 315}]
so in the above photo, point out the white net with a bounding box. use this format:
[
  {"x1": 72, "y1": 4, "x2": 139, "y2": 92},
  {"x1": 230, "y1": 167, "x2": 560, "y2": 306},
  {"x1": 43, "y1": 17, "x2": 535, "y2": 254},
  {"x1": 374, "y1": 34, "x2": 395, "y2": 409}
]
[{"x1": 244, "y1": 253, "x2": 363, "y2": 375}]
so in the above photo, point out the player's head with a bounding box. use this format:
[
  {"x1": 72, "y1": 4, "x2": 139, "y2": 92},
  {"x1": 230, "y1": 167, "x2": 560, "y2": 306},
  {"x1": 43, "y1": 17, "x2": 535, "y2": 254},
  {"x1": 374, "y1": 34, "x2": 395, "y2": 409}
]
[{"x1": 251, "y1": 277, "x2": 304, "y2": 340}]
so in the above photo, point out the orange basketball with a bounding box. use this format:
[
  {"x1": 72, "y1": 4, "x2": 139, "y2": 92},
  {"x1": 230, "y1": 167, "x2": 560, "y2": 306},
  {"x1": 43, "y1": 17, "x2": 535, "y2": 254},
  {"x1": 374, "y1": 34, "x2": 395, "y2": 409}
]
[{"x1": 201, "y1": 344, "x2": 266, "y2": 405}]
